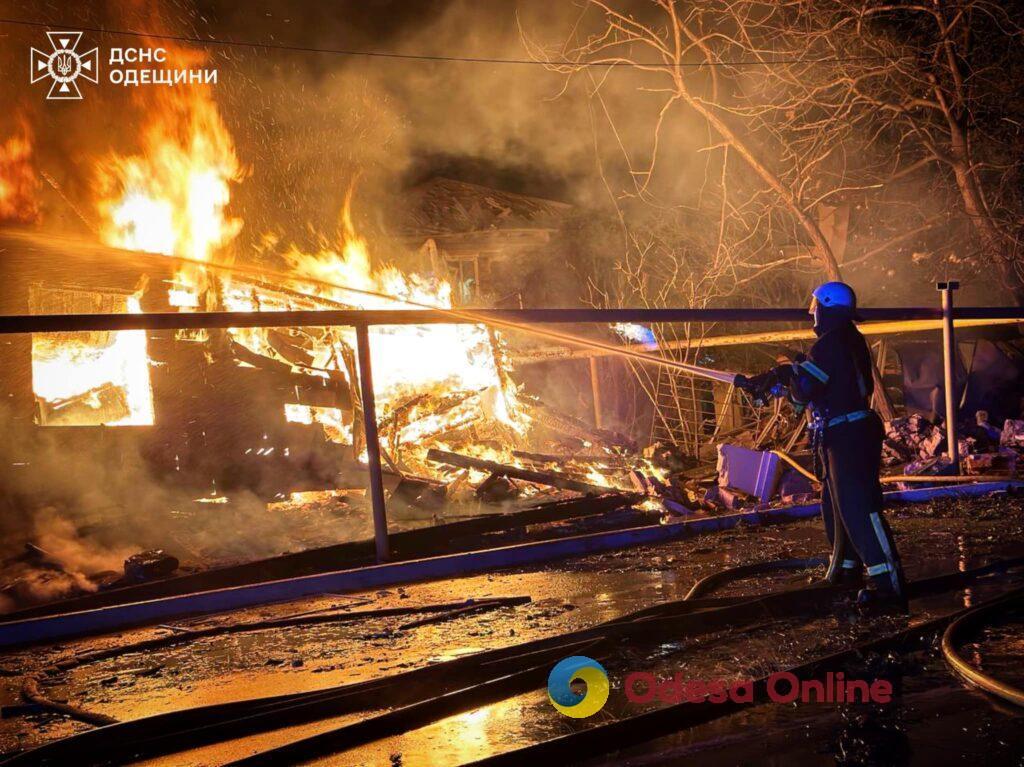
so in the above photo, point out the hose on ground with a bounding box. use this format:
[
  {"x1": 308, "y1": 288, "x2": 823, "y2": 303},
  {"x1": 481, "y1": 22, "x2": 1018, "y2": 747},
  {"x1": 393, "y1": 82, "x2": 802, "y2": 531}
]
[
  {"x1": 880, "y1": 474, "x2": 1016, "y2": 484},
  {"x1": 21, "y1": 676, "x2": 118, "y2": 727},
  {"x1": 941, "y1": 594, "x2": 1024, "y2": 708},
  {"x1": 49, "y1": 596, "x2": 529, "y2": 674},
  {"x1": 684, "y1": 557, "x2": 828, "y2": 600},
  {"x1": 770, "y1": 449, "x2": 1011, "y2": 486},
  {"x1": 9, "y1": 555, "x2": 1024, "y2": 767}
]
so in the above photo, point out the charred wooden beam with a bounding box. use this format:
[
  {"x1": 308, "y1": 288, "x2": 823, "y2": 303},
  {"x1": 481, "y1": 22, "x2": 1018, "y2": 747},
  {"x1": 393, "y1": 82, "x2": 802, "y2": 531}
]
[
  {"x1": 512, "y1": 450, "x2": 632, "y2": 468},
  {"x1": 528, "y1": 400, "x2": 635, "y2": 450},
  {"x1": 426, "y1": 449, "x2": 616, "y2": 495},
  {"x1": 36, "y1": 382, "x2": 130, "y2": 426}
]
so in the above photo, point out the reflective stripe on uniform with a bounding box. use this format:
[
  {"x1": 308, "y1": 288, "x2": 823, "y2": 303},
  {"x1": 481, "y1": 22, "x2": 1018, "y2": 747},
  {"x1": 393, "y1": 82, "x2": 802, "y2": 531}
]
[
  {"x1": 826, "y1": 409, "x2": 872, "y2": 429},
  {"x1": 867, "y1": 562, "x2": 892, "y2": 576},
  {"x1": 799, "y1": 360, "x2": 830, "y2": 383},
  {"x1": 869, "y1": 512, "x2": 901, "y2": 592},
  {"x1": 869, "y1": 513, "x2": 895, "y2": 563},
  {"x1": 842, "y1": 559, "x2": 860, "y2": 569}
]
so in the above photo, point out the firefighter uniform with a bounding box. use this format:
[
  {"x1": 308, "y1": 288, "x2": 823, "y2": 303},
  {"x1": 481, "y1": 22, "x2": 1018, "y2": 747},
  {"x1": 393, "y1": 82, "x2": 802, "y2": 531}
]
[{"x1": 738, "y1": 283, "x2": 906, "y2": 603}]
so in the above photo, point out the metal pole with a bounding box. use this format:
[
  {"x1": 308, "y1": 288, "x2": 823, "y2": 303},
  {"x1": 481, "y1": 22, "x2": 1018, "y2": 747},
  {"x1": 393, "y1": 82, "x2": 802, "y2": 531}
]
[
  {"x1": 355, "y1": 324, "x2": 389, "y2": 562},
  {"x1": 589, "y1": 357, "x2": 603, "y2": 429},
  {"x1": 938, "y1": 281, "x2": 960, "y2": 471}
]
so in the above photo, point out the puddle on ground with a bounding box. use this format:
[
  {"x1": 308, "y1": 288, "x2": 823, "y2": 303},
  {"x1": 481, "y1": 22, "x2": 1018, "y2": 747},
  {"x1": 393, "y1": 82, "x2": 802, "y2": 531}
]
[{"x1": 1, "y1": 493, "x2": 1022, "y2": 764}]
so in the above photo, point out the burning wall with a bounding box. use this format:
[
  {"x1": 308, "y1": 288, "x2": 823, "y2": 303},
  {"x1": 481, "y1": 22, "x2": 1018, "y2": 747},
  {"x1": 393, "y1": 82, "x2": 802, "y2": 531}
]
[
  {"x1": 0, "y1": 122, "x2": 39, "y2": 225},
  {"x1": 2, "y1": 39, "x2": 536, "y2": 485},
  {"x1": 0, "y1": 5, "x2": 644, "y2": 530}
]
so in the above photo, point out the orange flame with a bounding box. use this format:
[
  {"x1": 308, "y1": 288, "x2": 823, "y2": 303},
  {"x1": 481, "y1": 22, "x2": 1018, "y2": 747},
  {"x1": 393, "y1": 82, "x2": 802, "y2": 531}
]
[
  {"x1": 226, "y1": 187, "x2": 531, "y2": 465},
  {"x1": 0, "y1": 122, "x2": 40, "y2": 224},
  {"x1": 96, "y1": 47, "x2": 242, "y2": 308}
]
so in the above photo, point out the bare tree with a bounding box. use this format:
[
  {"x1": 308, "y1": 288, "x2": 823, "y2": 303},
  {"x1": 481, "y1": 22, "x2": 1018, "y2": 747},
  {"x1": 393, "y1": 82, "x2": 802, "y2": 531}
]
[
  {"x1": 523, "y1": 0, "x2": 1024, "y2": 449},
  {"x1": 541, "y1": 0, "x2": 1024, "y2": 301}
]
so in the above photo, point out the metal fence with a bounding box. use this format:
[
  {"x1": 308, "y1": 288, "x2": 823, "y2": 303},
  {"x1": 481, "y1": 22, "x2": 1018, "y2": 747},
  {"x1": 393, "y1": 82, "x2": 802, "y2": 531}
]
[{"x1": 2, "y1": 288, "x2": 1021, "y2": 562}]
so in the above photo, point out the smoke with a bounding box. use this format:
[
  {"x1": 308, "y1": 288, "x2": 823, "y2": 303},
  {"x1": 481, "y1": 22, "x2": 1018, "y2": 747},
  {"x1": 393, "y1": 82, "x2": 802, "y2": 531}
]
[
  {"x1": 189, "y1": 0, "x2": 712, "y2": 244},
  {"x1": 0, "y1": 0, "x2": 1004, "y2": 306},
  {"x1": 31, "y1": 506, "x2": 136, "y2": 573},
  {"x1": 0, "y1": 507, "x2": 129, "y2": 612},
  {"x1": 0, "y1": 402, "x2": 372, "y2": 612},
  {"x1": 0, "y1": 0, "x2": 728, "y2": 272}
]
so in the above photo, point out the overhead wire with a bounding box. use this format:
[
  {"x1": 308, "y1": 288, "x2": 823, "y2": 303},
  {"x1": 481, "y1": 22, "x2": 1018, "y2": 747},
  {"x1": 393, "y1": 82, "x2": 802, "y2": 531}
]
[{"x1": 0, "y1": 16, "x2": 902, "y2": 69}]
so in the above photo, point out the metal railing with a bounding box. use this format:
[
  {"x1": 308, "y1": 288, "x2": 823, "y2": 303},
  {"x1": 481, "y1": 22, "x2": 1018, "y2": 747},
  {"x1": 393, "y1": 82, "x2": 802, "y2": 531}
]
[{"x1": 2, "y1": 295, "x2": 1021, "y2": 562}]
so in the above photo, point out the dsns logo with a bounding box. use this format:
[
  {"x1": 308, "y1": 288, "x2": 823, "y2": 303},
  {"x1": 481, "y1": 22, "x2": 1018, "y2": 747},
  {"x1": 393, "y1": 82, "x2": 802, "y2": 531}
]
[
  {"x1": 30, "y1": 32, "x2": 99, "y2": 100},
  {"x1": 547, "y1": 656, "x2": 609, "y2": 718}
]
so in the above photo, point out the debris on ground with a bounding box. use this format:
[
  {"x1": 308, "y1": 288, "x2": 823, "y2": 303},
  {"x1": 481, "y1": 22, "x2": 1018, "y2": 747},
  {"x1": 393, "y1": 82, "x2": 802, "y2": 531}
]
[
  {"x1": 124, "y1": 550, "x2": 180, "y2": 583},
  {"x1": 1001, "y1": 418, "x2": 1024, "y2": 450},
  {"x1": 883, "y1": 414, "x2": 944, "y2": 465}
]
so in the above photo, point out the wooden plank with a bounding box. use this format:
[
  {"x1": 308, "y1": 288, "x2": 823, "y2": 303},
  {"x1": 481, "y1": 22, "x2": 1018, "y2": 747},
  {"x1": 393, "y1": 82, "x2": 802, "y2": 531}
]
[{"x1": 426, "y1": 449, "x2": 615, "y2": 495}]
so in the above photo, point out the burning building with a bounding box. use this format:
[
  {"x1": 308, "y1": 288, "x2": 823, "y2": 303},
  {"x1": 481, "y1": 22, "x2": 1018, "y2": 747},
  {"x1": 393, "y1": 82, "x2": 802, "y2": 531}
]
[
  {"x1": 1, "y1": 4, "x2": 1023, "y2": 765},
  {"x1": 0, "y1": 43, "x2": 653, "y2": 602}
]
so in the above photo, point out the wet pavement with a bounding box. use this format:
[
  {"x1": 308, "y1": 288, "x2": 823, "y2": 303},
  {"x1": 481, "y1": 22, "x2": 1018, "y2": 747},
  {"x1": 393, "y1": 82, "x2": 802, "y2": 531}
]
[{"x1": 1, "y1": 490, "x2": 1022, "y2": 765}]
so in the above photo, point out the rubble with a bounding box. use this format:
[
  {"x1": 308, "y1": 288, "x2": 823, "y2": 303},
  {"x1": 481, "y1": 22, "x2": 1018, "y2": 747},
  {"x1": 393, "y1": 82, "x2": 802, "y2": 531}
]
[
  {"x1": 702, "y1": 485, "x2": 745, "y2": 510},
  {"x1": 963, "y1": 450, "x2": 1018, "y2": 477},
  {"x1": 883, "y1": 414, "x2": 944, "y2": 465},
  {"x1": 124, "y1": 550, "x2": 179, "y2": 583},
  {"x1": 1001, "y1": 419, "x2": 1024, "y2": 450},
  {"x1": 902, "y1": 455, "x2": 954, "y2": 477},
  {"x1": 474, "y1": 474, "x2": 521, "y2": 503},
  {"x1": 660, "y1": 498, "x2": 695, "y2": 517},
  {"x1": 972, "y1": 410, "x2": 1003, "y2": 446},
  {"x1": 426, "y1": 448, "x2": 617, "y2": 496},
  {"x1": 777, "y1": 470, "x2": 815, "y2": 504}
]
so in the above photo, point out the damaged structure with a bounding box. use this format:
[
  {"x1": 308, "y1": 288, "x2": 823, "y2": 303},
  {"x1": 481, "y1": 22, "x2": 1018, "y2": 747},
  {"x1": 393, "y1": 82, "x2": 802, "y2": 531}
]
[{"x1": 1, "y1": 1, "x2": 1024, "y2": 763}]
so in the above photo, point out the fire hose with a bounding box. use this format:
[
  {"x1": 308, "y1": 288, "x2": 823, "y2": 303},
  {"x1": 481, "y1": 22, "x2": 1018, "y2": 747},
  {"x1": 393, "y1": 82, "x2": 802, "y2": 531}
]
[
  {"x1": 771, "y1": 449, "x2": 1012, "y2": 486},
  {"x1": 193, "y1": 557, "x2": 1024, "y2": 767},
  {"x1": 19, "y1": 677, "x2": 118, "y2": 728},
  {"x1": 7, "y1": 554, "x2": 1023, "y2": 767},
  {"x1": 683, "y1": 557, "x2": 827, "y2": 600},
  {"x1": 941, "y1": 594, "x2": 1024, "y2": 708},
  {"x1": 465, "y1": 582, "x2": 1024, "y2": 767},
  {"x1": 132, "y1": 249, "x2": 744, "y2": 385}
]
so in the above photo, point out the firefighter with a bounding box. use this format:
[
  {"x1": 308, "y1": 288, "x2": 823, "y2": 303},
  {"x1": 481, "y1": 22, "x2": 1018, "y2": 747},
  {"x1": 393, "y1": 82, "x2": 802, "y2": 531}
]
[{"x1": 735, "y1": 282, "x2": 906, "y2": 608}]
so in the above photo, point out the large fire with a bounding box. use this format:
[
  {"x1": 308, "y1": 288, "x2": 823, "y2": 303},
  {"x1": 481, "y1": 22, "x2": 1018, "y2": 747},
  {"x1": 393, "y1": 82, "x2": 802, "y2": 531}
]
[
  {"x1": 23, "y1": 45, "x2": 622, "y2": 492},
  {"x1": 96, "y1": 49, "x2": 243, "y2": 309},
  {"x1": 0, "y1": 122, "x2": 40, "y2": 224},
  {"x1": 30, "y1": 46, "x2": 240, "y2": 427},
  {"x1": 72, "y1": 53, "x2": 529, "y2": 472},
  {"x1": 225, "y1": 188, "x2": 530, "y2": 469}
]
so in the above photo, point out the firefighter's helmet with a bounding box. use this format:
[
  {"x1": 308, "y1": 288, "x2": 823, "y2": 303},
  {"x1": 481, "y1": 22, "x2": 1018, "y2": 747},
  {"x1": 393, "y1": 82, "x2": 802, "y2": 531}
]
[{"x1": 809, "y1": 281, "x2": 857, "y2": 315}]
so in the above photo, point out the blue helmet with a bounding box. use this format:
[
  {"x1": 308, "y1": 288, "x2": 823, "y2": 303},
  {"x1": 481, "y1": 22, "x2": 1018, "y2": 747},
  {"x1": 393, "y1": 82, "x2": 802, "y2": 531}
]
[
  {"x1": 810, "y1": 281, "x2": 857, "y2": 312},
  {"x1": 809, "y1": 281, "x2": 858, "y2": 329}
]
